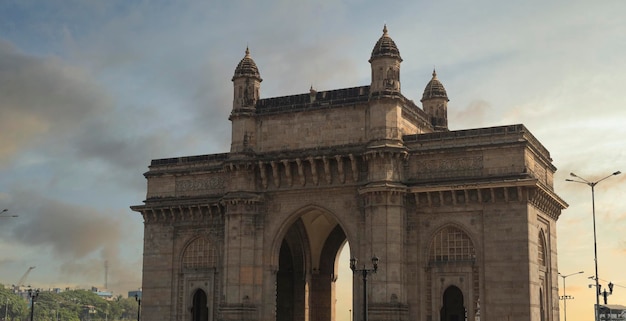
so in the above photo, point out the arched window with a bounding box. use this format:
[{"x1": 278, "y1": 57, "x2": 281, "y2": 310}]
[
  {"x1": 429, "y1": 226, "x2": 475, "y2": 263},
  {"x1": 538, "y1": 231, "x2": 547, "y2": 267},
  {"x1": 182, "y1": 238, "x2": 218, "y2": 270}
]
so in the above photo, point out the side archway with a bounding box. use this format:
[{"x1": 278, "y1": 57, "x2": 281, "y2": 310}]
[
  {"x1": 537, "y1": 230, "x2": 548, "y2": 321},
  {"x1": 426, "y1": 224, "x2": 478, "y2": 321},
  {"x1": 178, "y1": 237, "x2": 219, "y2": 321}
]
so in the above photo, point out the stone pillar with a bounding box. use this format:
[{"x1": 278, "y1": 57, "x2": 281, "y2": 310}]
[
  {"x1": 140, "y1": 211, "x2": 175, "y2": 321},
  {"x1": 219, "y1": 192, "x2": 264, "y2": 321},
  {"x1": 309, "y1": 272, "x2": 333, "y2": 321},
  {"x1": 358, "y1": 150, "x2": 409, "y2": 321},
  {"x1": 358, "y1": 188, "x2": 409, "y2": 321}
]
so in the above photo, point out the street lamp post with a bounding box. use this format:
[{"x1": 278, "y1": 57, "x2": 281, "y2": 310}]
[
  {"x1": 4, "y1": 297, "x2": 9, "y2": 321},
  {"x1": 566, "y1": 170, "x2": 621, "y2": 321},
  {"x1": 349, "y1": 256, "x2": 379, "y2": 321},
  {"x1": 135, "y1": 294, "x2": 141, "y2": 321},
  {"x1": 559, "y1": 271, "x2": 584, "y2": 321},
  {"x1": 27, "y1": 288, "x2": 39, "y2": 321}
]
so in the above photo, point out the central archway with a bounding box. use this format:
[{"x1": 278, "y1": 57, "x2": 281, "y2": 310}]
[{"x1": 276, "y1": 208, "x2": 349, "y2": 321}]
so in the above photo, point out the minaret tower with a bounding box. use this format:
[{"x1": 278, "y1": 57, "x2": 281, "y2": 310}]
[
  {"x1": 361, "y1": 25, "x2": 411, "y2": 321},
  {"x1": 421, "y1": 69, "x2": 449, "y2": 131},
  {"x1": 366, "y1": 25, "x2": 404, "y2": 142},
  {"x1": 369, "y1": 25, "x2": 402, "y2": 95},
  {"x1": 230, "y1": 47, "x2": 262, "y2": 153}
]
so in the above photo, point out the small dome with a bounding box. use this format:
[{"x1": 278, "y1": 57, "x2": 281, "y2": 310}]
[
  {"x1": 421, "y1": 70, "x2": 448, "y2": 101},
  {"x1": 233, "y1": 47, "x2": 262, "y2": 81},
  {"x1": 370, "y1": 25, "x2": 402, "y2": 62}
]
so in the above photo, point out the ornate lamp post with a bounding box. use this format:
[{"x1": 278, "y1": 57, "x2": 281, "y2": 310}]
[
  {"x1": 566, "y1": 170, "x2": 621, "y2": 321},
  {"x1": 135, "y1": 293, "x2": 141, "y2": 321},
  {"x1": 559, "y1": 271, "x2": 583, "y2": 321},
  {"x1": 27, "y1": 288, "x2": 39, "y2": 321},
  {"x1": 350, "y1": 256, "x2": 379, "y2": 321}
]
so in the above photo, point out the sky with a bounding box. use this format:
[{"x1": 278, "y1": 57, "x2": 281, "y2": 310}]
[{"x1": 0, "y1": 0, "x2": 625, "y2": 320}]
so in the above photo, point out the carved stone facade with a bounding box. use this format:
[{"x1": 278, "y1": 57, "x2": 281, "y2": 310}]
[{"x1": 132, "y1": 26, "x2": 567, "y2": 321}]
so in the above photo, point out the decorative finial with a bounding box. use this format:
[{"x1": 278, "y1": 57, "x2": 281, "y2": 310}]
[
  {"x1": 245, "y1": 46, "x2": 250, "y2": 57},
  {"x1": 383, "y1": 24, "x2": 388, "y2": 35},
  {"x1": 432, "y1": 68, "x2": 437, "y2": 79}
]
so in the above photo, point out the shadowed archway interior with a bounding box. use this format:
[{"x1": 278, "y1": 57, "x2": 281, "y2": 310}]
[{"x1": 276, "y1": 209, "x2": 348, "y2": 321}]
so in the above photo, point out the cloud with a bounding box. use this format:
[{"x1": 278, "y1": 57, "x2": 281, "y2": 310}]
[
  {"x1": 0, "y1": 39, "x2": 112, "y2": 164},
  {"x1": 449, "y1": 100, "x2": 492, "y2": 129},
  {"x1": 2, "y1": 191, "x2": 128, "y2": 258},
  {"x1": 0, "y1": 189, "x2": 142, "y2": 292}
]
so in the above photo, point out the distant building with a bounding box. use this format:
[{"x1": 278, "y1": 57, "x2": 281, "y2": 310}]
[
  {"x1": 91, "y1": 286, "x2": 114, "y2": 300},
  {"x1": 132, "y1": 26, "x2": 568, "y2": 321},
  {"x1": 598, "y1": 305, "x2": 626, "y2": 321}
]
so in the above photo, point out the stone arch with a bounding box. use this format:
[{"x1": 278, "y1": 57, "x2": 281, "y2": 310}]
[
  {"x1": 319, "y1": 225, "x2": 348, "y2": 277},
  {"x1": 270, "y1": 204, "x2": 352, "y2": 268},
  {"x1": 427, "y1": 224, "x2": 476, "y2": 264},
  {"x1": 191, "y1": 288, "x2": 209, "y2": 321},
  {"x1": 181, "y1": 236, "x2": 219, "y2": 270},
  {"x1": 537, "y1": 229, "x2": 549, "y2": 321},
  {"x1": 178, "y1": 236, "x2": 219, "y2": 321},
  {"x1": 538, "y1": 230, "x2": 547, "y2": 267},
  {"x1": 440, "y1": 285, "x2": 466, "y2": 321},
  {"x1": 277, "y1": 220, "x2": 310, "y2": 321},
  {"x1": 271, "y1": 204, "x2": 350, "y2": 321},
  {"x1": 425, "y1": 224, "x2": 478, "y2": 321}
]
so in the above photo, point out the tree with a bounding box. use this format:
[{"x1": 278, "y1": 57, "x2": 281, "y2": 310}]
[
  {"x1": 0, "y1": 285, "x2": 27, "y2": 321},
  {"x1": 0, "y1": 286, "x2": 139, "y2": 321}
]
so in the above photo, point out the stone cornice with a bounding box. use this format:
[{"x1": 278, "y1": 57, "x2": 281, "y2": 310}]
[
  {"x1": 131, "y1": 203, "x2": 223, "y2": 224},
  {"x1": 220, "y1": 192, "x2": 264, "y2": 205},
  {"x1": 257, "y1": 153, "x2": 362, "y2": 189},
  {"x1": 408, "y1": 178, "x2": 538, "y2": 194},
  {"x1": 408, "y1": 178, "x2": 568, "y2": 219},
  {"x1": 363, "y1": 143, "x2": 409, "y2": 160},
  {"x1": 358, "y1": 181, "x2": 407, "y2": 195},
  {"x1": 528, "y1": 183, "x2": 568, "y2": 221}
]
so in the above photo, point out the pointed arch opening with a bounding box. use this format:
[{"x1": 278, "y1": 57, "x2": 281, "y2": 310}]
[
  {"x1": 275, "y1": 207, "x2": 350, "y2": 321},
  {"x1": 192, "y1": 289, "x2": 209, "y2": 321},
  {"x1": 440, "y1": 286, "x2": 466, "y2": 321},
  {"x1": 538, "y1": 231, "x2": 547, "y2": 268}
]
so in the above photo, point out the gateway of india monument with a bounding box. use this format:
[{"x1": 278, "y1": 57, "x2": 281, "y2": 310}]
[{"x1": 132, "y1": 26, "x2": 567, "y2": 321}]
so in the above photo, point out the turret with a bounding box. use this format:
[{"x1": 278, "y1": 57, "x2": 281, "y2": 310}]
[
  {"x1": 232, "y1": 47, "x2": 262, "y2": 111},
  {"x1": 421, "y1": 69, "x2": 449, "y2": 131},
  {"x1": 230, "y1": 48, "x2": 262, "y2": 153},
  {"x1": 369, "y1": 25, "x2": 402, "y2": 95}
]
